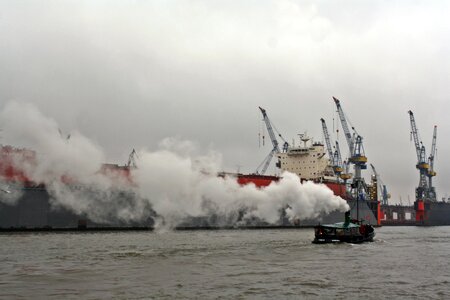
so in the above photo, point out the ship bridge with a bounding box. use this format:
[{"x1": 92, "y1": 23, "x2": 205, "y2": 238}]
[{"x1": 277, "y1": 138, "x2": 328, "y2": 180}]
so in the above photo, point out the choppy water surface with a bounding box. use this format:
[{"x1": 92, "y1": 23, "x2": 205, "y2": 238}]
[{"x1": 1, "y1": 227, "x2": 450, "y2": 299}]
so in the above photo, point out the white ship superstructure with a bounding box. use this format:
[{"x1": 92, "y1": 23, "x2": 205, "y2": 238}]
[{"x1": 277, "y1": 134, "x2": 333, "y2": 180}]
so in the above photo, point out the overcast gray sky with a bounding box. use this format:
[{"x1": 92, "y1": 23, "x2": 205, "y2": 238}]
[{"x1": 1, "y1": 0, "x2": 449, "y2": 203}]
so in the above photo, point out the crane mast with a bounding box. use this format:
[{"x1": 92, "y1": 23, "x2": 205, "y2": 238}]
[
  {"x1": 407, "y1": 110, "x2": 430, "y2": 201},
  {"x1": 256, "y1": 107, "x2": 287, "y2": 175}
]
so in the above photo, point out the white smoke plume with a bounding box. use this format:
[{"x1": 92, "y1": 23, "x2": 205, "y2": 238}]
[
  {"x1": 0, "y1": 101, "x2": 105, "y2": 181},
  {"x1": 0, "y1": 101, "x2": 349, "y2": 228},
  {"x1": 134, "y1": 141, "x2": 349, "y2": 228}
]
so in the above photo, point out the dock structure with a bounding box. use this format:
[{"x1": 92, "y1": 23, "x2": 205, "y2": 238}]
[{"x1": 380, "y1": 204, "x2": 416, "y2": 226}]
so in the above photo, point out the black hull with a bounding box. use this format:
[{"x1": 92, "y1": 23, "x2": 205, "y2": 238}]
[
  {"x1": 0, "y1": 186, "x2": 155, "y2": 229},
  {"x1": 312, "y1": 224, "x2": 375, "y2": 244},
  {"x1": 419, "y1": 202, "x2": 450, "y2": 226},
  {"x1": 1, "y1": 185, "x2": 379, "y2": 230},
  {"x1": 312, "y1": 232, "x2": 375, "y2": 244}
]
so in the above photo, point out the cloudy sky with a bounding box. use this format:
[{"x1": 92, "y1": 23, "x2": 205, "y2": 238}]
[{"x1": 1, "y1": 0, "x2": 449, "y2": 203}]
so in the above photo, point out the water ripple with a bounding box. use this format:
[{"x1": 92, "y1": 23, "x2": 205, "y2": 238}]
[{"x1": 0, "y1": 227, "x2": 449, "y2": 299}]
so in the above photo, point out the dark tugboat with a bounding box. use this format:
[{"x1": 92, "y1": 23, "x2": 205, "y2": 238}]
[{"x1": 312, "y1": 211, "x2": 375, "y2": 244}]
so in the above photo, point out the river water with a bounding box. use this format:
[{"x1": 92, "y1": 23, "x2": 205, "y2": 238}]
[{"x1": 1, "y1": 227, "x2": 449, "y2": 299}]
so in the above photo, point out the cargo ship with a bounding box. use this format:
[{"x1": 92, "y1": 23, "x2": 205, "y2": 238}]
[
  {"x1": 0, "y1": 145, "x2": 155, "y2": 230},
  {"x1": 235, "y1": 134, "x2": 379, "y2": 227},
  {"x1": 0, "y1": 139, "x2": 376, "y2": 230}
]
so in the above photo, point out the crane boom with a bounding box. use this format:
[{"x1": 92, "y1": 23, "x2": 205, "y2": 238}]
[
  {"x1": 259, "y1": 107, "x2": 280, "y2": 153},
  {"x1": 427, "y1": 125, "x2": 437, "y2": 201},
  {"x1": 256, "y1": 107, "x2": 284, "y2": 174},
  {"x1": 407, "y1": 110, "x2": 431, "y2": 203},
  {"x1": 127, "y1": 149, "x2": 138, "y2": 168},
  {"x1": 429, "y1": 125, "x2": 437, "y2": 175},
  {"x1": 408, "y1": 110, "x2": 423, "y2": 162},
  {"x1": 333, "y1": 97, "x2": 354, "y2": 155},
  {"x1": 320, "y1": 118, "x2": 334, "y2": 164},
  {"x1": 335, "y1": 141, "x2": 343, "y2": 169},
  {"x1": 256, "y1": 148, "x2": 277, "y2": 175},
  {"x1": 408, "y1": 110, "x2": 429, "y2": 169}
]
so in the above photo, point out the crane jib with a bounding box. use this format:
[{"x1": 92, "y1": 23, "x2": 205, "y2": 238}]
[
  {"x1": 256, "y1": 107, "x2": 285, "y2": 174},
  {"x1": 333, "y1": 97, "x2": 355, "y2": 154}
]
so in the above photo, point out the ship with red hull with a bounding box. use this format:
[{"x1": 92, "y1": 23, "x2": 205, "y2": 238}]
[
  {"x1": 0, "y1": 143, "x2": 378, "y2": 229},
  {"x1": 234, "y1": 173, "x2": 378, "y2": 227},
  {"x1": 231, "y1": 132, "x2": 380, "y2": 227},
  {"x1": 234, "y1": 173, "x2": 347, "y2": 199},
  {"x1": 0, "y1": 145, "x2": 156, "y2": 229}
]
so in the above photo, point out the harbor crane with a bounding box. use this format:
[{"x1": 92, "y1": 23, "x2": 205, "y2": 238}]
[
  {"x1": 256, "y1": 107, "x2": 288, "y2": 175},
  {"x1": 127, "y1": 149, "x2": 138, "y2": 168},
  {"x1": 427, "y1": 125, "x2": 437, "y2": 201},
  {"x1": 370, "y1": 163, "x2": 390, "y2": 205},
  {"x1": 408, "y1": 110, "x2": 431, "y2": 201},
  {"x1": 320, "y1": 118, "x2": 352, "y2": 181},
  {"x1": 321, "y1": 118, "x2": 343, "y2": 176},
  {"x1": 333, "y1": 97, "x2": 368, "y2": 200}
]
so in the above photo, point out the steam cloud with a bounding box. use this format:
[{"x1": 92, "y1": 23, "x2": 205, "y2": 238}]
[{"x1": 0, "y1": 101, "x2": 349, "y2": 228}]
